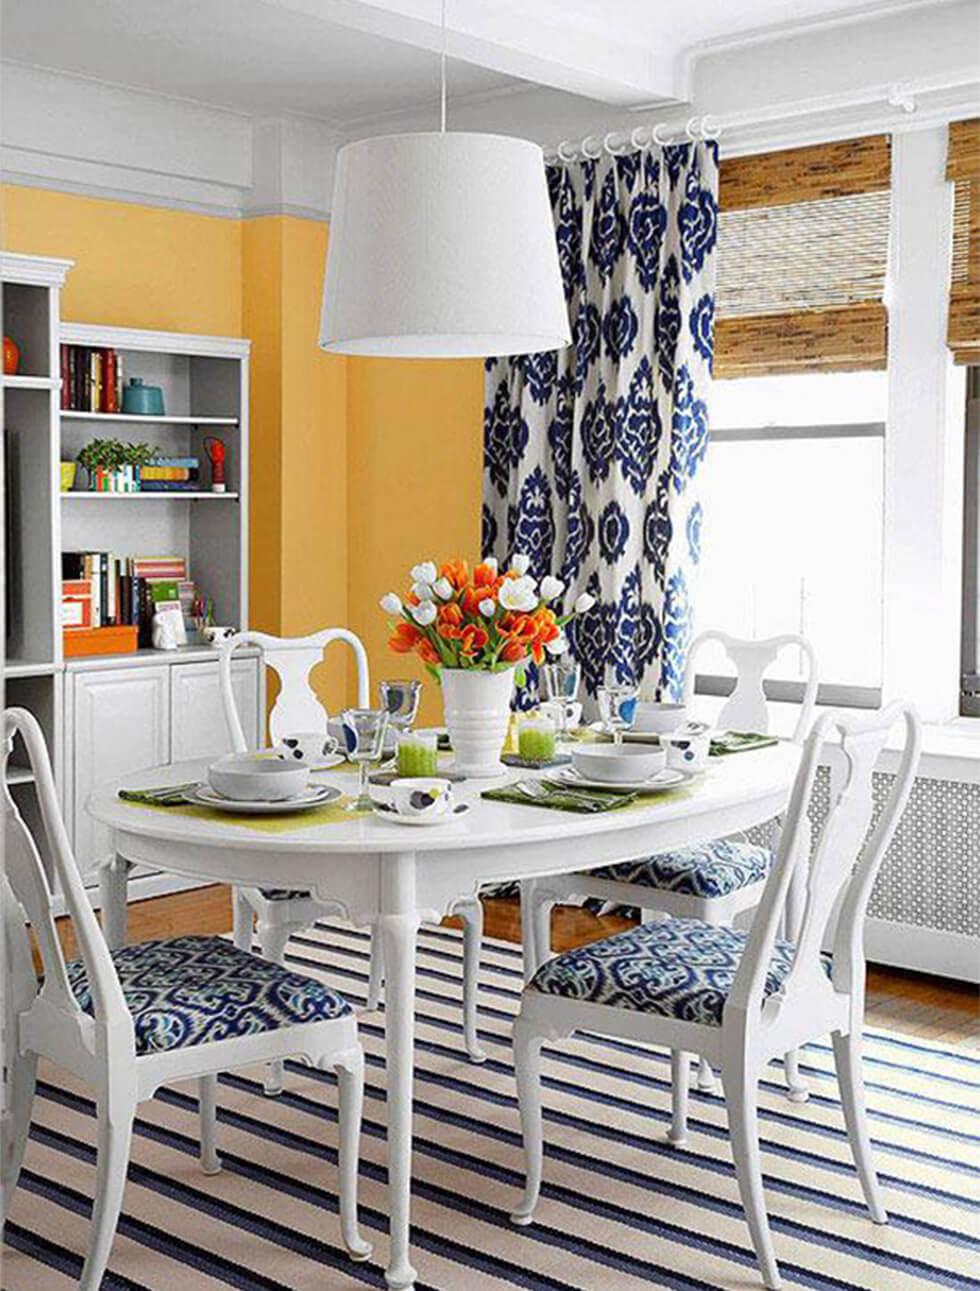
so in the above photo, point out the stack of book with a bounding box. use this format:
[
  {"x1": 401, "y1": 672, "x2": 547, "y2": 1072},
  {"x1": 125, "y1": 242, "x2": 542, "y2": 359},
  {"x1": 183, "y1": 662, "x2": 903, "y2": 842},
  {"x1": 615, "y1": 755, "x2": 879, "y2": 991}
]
[
  {"x1": 62, "y1": 553, "x2": 193, "y2": 652},
  {"x1": 139, "y1": 457, "x2": 200, "y2": 491},
  {"x1": 60, "y1": 345, "x2": 124, "y2": 413}
]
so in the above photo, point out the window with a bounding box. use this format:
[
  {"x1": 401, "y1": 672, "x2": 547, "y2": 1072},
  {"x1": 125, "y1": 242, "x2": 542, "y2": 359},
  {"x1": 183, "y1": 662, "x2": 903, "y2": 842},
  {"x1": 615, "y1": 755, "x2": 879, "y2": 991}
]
[
  {"x1": 696, "y1": 370, "x2": 887, "y2": 705},
  {"x1": 963, "y1": 369, "x2": 980, "y2": 717}
]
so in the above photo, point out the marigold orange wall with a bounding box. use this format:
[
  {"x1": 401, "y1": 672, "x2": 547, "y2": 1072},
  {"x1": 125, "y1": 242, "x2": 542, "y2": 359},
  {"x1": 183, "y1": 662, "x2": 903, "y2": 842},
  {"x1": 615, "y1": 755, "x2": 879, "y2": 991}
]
[{"x1": 2, "y1": 185, "x2": 483, "y2": 719}]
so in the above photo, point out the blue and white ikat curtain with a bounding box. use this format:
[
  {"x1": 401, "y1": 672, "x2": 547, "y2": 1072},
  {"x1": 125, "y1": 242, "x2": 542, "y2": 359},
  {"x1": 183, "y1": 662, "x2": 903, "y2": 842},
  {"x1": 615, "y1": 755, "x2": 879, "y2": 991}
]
[{"x1": 482, "y1": 142, "x2": 719, "y2": 701}]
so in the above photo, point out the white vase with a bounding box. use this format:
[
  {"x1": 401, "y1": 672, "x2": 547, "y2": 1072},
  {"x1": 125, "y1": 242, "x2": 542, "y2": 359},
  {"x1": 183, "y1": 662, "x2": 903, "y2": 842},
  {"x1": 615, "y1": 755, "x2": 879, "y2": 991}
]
[{"x1": 441, "y1": 667, "x2": 515, "y2": 778}]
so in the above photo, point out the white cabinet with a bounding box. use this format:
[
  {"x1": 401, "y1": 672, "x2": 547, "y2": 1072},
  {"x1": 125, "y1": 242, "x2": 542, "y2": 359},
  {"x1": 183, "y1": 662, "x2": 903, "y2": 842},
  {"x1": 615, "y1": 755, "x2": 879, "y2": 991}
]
[
  {"x1": 171, "y1": 659, "x2": 259, "y2": 761},
  {"x1": 70, "y1": 666, "x2": 170, "y2": 877}
]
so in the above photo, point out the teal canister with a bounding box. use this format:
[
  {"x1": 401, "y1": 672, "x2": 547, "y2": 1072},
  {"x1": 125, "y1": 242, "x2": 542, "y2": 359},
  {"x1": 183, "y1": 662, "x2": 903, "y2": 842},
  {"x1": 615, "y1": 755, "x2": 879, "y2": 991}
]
[{"x1": 121, "y1": 377, "x2": 165, "y2": 416}]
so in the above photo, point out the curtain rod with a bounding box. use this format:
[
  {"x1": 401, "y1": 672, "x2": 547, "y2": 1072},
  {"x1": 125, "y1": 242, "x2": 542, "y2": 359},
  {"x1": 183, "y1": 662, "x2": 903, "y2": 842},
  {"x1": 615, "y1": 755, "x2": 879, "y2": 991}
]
[{"x1": 543, "y1": 70, "x2": 978, "y2": 164}]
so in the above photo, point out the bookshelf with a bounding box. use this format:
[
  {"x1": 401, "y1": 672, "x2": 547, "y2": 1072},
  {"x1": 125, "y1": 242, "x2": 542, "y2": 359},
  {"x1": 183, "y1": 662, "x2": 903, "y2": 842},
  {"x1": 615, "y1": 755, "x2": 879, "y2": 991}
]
[{"x1": 2, "y1": 266, "x2": 260, "y2": 902}]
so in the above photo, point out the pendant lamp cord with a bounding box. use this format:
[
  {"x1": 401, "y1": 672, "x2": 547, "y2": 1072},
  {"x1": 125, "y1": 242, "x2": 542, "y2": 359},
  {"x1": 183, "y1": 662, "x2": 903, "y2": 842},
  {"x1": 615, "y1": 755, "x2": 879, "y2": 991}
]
[{"x1": 440, "y1": 0, "x2": 447, "y2": 132}]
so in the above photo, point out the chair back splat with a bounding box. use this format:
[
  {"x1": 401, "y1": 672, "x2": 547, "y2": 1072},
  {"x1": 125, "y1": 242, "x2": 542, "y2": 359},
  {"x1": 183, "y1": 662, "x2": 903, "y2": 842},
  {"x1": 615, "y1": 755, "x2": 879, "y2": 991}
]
[
  {"x1": 728, "y1": 702, "x2": 921, "y2": 1029},
  {"x1": 219, "y1": 628, "x2": 370, "y2": 751},
  {"x1": 684, "y1": 631, "x2": 819, "y2": 743}
]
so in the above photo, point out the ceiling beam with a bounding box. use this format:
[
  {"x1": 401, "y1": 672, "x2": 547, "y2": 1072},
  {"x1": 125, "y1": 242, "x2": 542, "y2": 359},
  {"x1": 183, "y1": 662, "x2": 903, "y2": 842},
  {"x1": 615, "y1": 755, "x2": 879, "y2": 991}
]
[{"x1": 260, "y1": 0, "x2": 680, "y2": 107}]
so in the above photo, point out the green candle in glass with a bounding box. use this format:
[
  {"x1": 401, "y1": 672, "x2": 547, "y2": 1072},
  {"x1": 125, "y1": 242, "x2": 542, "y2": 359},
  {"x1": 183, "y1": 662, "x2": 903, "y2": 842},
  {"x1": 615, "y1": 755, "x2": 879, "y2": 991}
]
[
  {"x1": 518, "y1": 714, "x2": 557, "y2": 765},
  {"x1": 396, "y1": 731, "x2": 439, "y2": 777}
]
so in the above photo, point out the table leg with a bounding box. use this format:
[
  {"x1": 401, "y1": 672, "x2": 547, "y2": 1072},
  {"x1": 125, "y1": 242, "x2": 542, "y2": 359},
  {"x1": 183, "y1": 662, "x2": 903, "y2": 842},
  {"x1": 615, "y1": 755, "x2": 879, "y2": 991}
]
[
  {"x1": 379, "y1": 852, "x2": 421, "y2": 1291},
  {"x1": 99, "y1": 854, "x2": 131, "y2": 949}
]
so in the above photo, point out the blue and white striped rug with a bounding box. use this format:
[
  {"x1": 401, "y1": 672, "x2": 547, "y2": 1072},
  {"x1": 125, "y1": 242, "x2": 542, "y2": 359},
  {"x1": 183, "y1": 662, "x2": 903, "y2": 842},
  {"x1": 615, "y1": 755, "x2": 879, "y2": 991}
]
[{"x1": 4, "y1": 920, "x2": 978, "y2": 1289}]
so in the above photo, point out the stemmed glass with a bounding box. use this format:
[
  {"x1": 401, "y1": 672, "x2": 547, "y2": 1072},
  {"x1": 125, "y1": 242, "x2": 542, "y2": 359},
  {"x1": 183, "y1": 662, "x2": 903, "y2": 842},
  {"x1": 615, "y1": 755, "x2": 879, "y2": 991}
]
[
  {"x1": 379, "y1": 680, "x2": 422, "y2": 767},
  {"x1": 541, "y1": 658, "x2": 581, "y2": 745},
  {"x1": 597, "y1": 683, "x2": 638, "y2": 747},
  {"x1": 341, "y1": 708, "x2": 390, "y2": 811}
]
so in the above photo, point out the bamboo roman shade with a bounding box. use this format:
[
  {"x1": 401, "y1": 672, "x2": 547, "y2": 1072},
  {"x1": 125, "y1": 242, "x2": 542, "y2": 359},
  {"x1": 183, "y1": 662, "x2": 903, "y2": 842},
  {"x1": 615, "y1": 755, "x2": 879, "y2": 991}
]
[
  {"x1": 714, "y1": 135, "x2": 891, "y2": 378},
  {"x1": 947, "y1": 118, "x2": 980, "y2": 364}
]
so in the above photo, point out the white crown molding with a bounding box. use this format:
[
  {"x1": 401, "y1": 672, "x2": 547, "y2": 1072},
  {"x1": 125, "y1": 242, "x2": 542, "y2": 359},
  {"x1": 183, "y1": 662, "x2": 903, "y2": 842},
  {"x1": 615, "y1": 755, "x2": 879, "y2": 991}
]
[
  {"x1": 0, "y1": 166, "x2": 247, "y2": 220},
  {"x1": 61, "y1": 321, "x2": 250, "y2": 359},
  {"x1": 0, "y1": 250, "x2": 74, "y2": 287}
]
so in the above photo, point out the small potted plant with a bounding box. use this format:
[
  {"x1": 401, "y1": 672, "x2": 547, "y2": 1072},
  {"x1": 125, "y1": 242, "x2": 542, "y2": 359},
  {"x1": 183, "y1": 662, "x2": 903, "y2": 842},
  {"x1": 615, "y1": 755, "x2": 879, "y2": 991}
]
[
  {"x1": 77, "y1": 438, "x2": 156, "y2": 492},
  {"x1": 379, "y1": 556, "x2": 594, "y2": 777}
]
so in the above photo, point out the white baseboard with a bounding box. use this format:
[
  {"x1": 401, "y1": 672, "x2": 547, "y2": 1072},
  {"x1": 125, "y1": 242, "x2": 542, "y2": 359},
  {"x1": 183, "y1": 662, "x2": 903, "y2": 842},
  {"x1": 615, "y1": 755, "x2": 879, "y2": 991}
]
[{"x1": 864, "y1": 917, "x2": 980, "y2": 983}]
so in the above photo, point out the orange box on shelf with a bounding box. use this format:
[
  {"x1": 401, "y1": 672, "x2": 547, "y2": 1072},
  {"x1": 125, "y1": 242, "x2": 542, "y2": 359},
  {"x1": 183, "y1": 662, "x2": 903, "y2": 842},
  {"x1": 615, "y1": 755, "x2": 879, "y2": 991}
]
[{"x1": 63, "y1": 625, "x2": 139, "y2": 657}]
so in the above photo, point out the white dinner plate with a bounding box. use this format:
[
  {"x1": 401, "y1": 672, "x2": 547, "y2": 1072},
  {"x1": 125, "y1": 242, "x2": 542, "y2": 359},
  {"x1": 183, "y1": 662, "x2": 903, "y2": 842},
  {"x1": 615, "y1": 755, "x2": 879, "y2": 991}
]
[
  {"x1": 371, "y1": 802, "x2": 471, "y2": 827},
  {"x1": 185, "y1": 784, "x2": 342, "y2": 814},
  {"x1": 553, "y1": 766, "x2": 691, "y2": 793}
]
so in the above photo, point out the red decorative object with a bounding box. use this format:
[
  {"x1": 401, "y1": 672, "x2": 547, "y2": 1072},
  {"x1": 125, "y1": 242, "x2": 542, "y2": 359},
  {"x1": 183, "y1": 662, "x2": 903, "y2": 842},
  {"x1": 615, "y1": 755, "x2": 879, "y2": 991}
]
[
  {"x1": 3, "y1": 335, "x2": 20, "y2": 375},
  {"x1": 203, "y1": 436, "x2": 226, "y2": 493}
]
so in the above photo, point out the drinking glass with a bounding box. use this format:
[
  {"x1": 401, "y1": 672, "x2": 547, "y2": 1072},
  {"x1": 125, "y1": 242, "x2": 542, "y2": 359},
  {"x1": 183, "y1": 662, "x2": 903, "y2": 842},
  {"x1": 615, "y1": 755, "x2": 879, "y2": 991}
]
[
  {"x1": 541, "y1": 658, "x2": 581, "y2": 743},
  {"x1": 396, "y1": 730, "x2": 439, "y2": 777},
  {"x1": 380, "y1": 679, "x2": 422, "y2": 767},
  {"x1": 341, "y1": 707, "x2": 390, "y2": 811},
  {"x1": 597, "y1": 683, "x2": 638, "y2": 746},
  {"x1": 518, "y1": 713, "x2": 557, "y2": 765}
]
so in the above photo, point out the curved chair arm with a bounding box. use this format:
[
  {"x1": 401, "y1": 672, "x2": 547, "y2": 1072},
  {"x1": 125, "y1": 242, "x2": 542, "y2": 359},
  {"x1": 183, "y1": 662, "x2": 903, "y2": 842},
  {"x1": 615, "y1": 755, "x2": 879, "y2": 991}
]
[
  {"x1": 319, "y1": 628, "x2": 370, "y2": 708},
  {"x1": 684, "y1": 630, "x2": 819, "y2": 743},
  {"x1": 218, "y1": 633, "x2": 257, "y2": 752}
]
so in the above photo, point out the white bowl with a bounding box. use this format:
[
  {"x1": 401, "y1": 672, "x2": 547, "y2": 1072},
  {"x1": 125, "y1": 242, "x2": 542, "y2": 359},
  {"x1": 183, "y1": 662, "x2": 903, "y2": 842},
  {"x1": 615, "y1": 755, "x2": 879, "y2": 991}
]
[
  {"x1": 633, "y1": 701, "x2": 689, "y2": 734},
  {"x1": 207, "y1": 753, "x2": 309, "y2": 802},
  {"x1": 570, "y1": 743, "x2": 666, "y2": 784}
]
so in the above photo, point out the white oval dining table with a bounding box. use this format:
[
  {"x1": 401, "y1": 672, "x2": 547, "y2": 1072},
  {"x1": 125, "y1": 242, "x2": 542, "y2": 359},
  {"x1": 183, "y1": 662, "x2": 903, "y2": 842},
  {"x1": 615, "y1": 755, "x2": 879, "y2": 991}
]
[{"x1": 88, "y1": 743, "x2": 801, "y2": 1291}]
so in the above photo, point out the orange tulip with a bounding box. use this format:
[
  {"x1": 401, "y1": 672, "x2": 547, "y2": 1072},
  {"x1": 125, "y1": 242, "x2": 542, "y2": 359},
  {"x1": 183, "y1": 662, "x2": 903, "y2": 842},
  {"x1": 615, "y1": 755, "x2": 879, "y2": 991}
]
[
  {"x1": 440, "y1": 558, "x2": 470, "y2": 591},
  {"x1": 459, "y1": 624, "x2": 489, "y2": 658},
  {"x1": 437, "y1": 602, "x2": 464, "y2": 639},
  {"x1": 499, "y1": 639, "x2": 526, "y2": 663},
  {"x1": 417, "y1": 638, "x2": 441, "y2": 665},
  {"x1": 460, "y1": 585, "x2": 488, "y2": 616},
  {"x1": 390, "y1": 622, "x2": 422, "y2": 654},
  {"x1": 473, "y1": 561, "x2": 502, "y2": 591}
]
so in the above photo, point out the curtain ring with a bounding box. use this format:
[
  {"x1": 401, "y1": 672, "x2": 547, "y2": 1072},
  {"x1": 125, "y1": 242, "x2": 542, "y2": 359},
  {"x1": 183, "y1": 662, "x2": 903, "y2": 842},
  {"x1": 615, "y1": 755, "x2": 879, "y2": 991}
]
[
  {"x1": 630, "y1": 126, "x2": 649, "y2": 152},
  {"x1": 651, "y1": 123, "x2": 673, "y2": 147},
  {"x1": 556, "y1": 139, "x2": 577, "y2": 163},
  {"x1": 701, "y1": 114, "x2": 722, "y2": 140},
  {"x1": 603, "y1": 131, "x2": 628, "y2": 156},
  {"x1": 685, "y1": 116, "x2": 703, "y2": 141},
  {"x1": 581, "y1": 135, "x2": 603, "y2": 160}
]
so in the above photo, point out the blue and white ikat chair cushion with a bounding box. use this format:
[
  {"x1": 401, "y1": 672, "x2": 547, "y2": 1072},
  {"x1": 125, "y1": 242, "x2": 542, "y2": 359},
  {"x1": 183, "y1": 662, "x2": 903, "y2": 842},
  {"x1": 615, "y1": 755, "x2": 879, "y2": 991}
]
[
  {"x1": 66, "y1": 935, "x2": 351, "y2": 1054},
  {"x1": 588, "y1": 838, "x2": 772, "y2": 899},
  {"x1": 529, "y1": 917, "x2": 830, "y2": 1026},
  {"x1": 260, "y1": 888, "x2": 310, "y2": 900}
]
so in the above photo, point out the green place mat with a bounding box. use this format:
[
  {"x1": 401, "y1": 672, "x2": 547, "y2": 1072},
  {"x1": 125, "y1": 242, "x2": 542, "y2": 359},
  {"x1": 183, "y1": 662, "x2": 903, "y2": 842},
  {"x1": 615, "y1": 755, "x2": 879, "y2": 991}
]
[
  {"x1": 709, "y1": 731, "x2": 780, "y2": 756},
  {"x1": 119, "y1": 791, "x2": 370, "y2": 833},
  {"x1": 482, "y1": 781, "x2": 639, "y2": 814}
]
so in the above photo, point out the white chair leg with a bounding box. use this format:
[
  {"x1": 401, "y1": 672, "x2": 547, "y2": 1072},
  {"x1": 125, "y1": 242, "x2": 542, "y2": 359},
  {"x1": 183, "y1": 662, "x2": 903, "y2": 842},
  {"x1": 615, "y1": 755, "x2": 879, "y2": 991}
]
[
  {"x1": 457, "y1": 896, "x2": 486, "y2": 1064},
  {"x1": 697, "y1": 1056, "x2": 720, "y2": 1093},
  {"x1": 832, "y1": 1028, "x2": 888, "y2": 1224},
  {"x1": 723, "y1": 1057, "x2": 781, "y2": 1291},
  {"x1": 232, "y1": 889, "x2": 254, "y2": 951},
  {"x1": 332, "y1": 1048, "x2": 373, "y2": 1262},
  {"x1": 79, "y1": 1090, "x2": 136, "y2": 1291},
  {"x1": 784, "y1": 1049, "x2": 809, "y2": 1103},
  {"x1": 198, "y1": 1074, "x2": 221, "y2": 1175},
  {"x1": 257, "y1": 919, "x2": 295, "y2": 1095},
  {"x1": 365, "y1": 925, "x2": 384, "y2": 1011},
  {"x1": 1, "y1": 1050, "x2": 37, "y2": 1222},
  {"x1": 510, "y1": 1018, "x2": 545, "y2": 1226},
  {"x1": 520, "y1": 880, "x2": 554, "y2": 982},
  {"x1": 667, "y1": 1050, "x2": 690, "y2": 1146}
]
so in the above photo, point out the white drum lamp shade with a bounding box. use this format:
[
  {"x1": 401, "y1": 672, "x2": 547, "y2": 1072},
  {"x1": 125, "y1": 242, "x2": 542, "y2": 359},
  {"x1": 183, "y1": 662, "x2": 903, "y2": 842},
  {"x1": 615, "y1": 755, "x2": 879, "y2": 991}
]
[{"x1": 319, "y1": 132, "x2": 571, "y2": 358}]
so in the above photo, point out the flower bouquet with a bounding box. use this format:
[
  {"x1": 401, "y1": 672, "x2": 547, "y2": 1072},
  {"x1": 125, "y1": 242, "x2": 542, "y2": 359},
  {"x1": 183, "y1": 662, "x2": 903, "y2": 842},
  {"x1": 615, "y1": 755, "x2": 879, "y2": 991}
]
[{"x1": 379, "y1": 556, "x2": 593, "y2": 777}]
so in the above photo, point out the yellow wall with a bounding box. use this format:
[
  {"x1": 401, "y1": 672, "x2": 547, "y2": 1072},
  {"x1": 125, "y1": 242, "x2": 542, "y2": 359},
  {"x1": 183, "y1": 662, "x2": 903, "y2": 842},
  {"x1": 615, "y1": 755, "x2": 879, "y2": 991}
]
[{"x1": 2, "y1": 184, "x2": 483, "y2": 720}]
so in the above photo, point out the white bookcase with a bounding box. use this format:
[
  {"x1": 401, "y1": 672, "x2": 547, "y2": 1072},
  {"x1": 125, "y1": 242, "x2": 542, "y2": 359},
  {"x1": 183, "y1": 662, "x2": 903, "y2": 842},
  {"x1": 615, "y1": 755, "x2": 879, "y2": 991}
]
[{"x1": 3, "y1": 253, "x2": 262, "y2": 904}]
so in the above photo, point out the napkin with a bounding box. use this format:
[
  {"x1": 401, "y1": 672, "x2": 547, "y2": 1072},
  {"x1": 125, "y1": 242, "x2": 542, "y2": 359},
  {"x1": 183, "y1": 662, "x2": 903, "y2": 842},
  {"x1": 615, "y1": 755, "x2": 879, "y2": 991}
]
[
  {"x1": 482, "y1": 780, "x2": 639, "y2": 814},
  {"x1": 118, "y1": 782, "x2": 199, "y2": 807},
  {"x1": 709, "y1": 731, "x2": 780, "y2": 756}
]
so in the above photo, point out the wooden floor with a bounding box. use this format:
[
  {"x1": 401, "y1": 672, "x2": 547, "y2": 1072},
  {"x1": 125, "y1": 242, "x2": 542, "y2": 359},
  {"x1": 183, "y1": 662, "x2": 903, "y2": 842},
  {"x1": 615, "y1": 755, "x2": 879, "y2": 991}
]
[{"x1": 79, "y1": 885, "x2": 979, "y2": 1050}]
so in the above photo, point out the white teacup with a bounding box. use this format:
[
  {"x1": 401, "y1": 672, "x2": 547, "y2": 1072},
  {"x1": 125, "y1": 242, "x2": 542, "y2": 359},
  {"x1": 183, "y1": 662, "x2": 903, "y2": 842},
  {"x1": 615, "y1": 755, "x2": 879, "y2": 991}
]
[
  {"x1": 390, "y1": 777, "x2": 453, "y2": 819},
  {"x1": 276, "y1": 731, "x2": 339, "y2": 766},
  {"x1": 661, "y1": 724, "x2": 711, "y2": 773},
  {"x1": 203, "y1": 625, "x2": 236, "y2": 646},
  {"x1": 540, "y1": 699, "x2": 583, "y2": 731}
]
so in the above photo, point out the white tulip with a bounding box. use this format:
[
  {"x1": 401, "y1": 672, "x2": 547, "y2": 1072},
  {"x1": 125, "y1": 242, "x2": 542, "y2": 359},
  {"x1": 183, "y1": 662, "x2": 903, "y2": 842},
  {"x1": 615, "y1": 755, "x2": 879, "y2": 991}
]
[
  {"x1": 510, "y1": 553, "x2": 531, "y2": 576},
  {"x1": 432, "y1": 576, "x2": 453, "y2": 600},
  {"x1": 545, "y1": 633, "x2": 567, "y2": 656},
  {"x1": 411, "y1": 600, "x2": 437, "y2": 626},
  {"x1": 411, "y1": 581, "x2": 435, "y2": 602},
  {"x1": 540, "y1": 574, "x2": 564, "y2": 601},
  {"x1": 482, "y1": 556, "x2": 498, "y2": 572},
  {"x1": 479, "y1": 598, "x2": 496, "y2": 618},
  {"x1": 574, "y1": 592, "x2": 596, "y2": 614},
  {"x1": 379, "y1": 592, "x2": 402, "y2": 616},
  {"x1": 499, "y1": 575, "x2": 538, "y2": 612},
  {"x1": 411, "y1": 561, "x2": 438, "y2": 585}
]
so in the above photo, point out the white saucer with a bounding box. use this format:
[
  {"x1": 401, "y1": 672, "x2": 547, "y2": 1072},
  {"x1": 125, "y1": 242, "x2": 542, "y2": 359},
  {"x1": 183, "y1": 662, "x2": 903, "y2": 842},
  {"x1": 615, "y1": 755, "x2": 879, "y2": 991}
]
[
  {"x1": 371, "y1": 802, "x2": 471, "y2": 827},
  {"x1": 555, "y1": 766, "x2": 690, "y2": 793},
  {"x1": 186, "y1": 784, "x2": 341, "y2": 814},
  {"x1": 306, "y1": 753, "x2": 345, "y2": 772}
]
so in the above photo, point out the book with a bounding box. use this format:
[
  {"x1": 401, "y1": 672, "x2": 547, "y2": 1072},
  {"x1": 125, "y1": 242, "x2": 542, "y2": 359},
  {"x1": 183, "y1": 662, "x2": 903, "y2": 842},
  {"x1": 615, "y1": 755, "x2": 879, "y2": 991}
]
[{"x1": 62, "y1": 579, "x2": 92, "y2": 629}]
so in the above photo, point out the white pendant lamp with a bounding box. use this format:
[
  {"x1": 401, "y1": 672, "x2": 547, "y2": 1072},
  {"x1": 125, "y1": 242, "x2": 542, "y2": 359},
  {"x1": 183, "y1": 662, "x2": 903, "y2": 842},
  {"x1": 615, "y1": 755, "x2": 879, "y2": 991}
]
[{"x1": 318, "y1": 5, "x2": 570, "y2": 358}]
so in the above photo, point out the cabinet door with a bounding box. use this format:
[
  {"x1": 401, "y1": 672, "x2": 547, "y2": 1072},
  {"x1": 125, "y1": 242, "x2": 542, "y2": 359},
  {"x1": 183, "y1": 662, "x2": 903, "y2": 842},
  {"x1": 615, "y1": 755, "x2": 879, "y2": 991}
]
[
  {"x1": 72, "y1": 666, "x2": 170, "y2": 878},
  {"x1": 171, "y1": 658, "x2": 260, "y2": 762}
]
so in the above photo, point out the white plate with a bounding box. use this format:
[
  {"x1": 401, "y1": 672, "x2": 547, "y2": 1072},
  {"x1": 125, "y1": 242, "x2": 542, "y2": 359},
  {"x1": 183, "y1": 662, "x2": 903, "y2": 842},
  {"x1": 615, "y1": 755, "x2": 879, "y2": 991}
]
[
  {"x1": 306, "y1": 753, "x2": 345, "y2": 772},
  {"x1": 185, "y1": 784, "x2": 341, "y2": 814},
  {"x1": 554, "y1": 766, "x2": 691, "y2": 793},
  {"x1": 371, "y1": 802, "x2": 471, "y2": 827}
]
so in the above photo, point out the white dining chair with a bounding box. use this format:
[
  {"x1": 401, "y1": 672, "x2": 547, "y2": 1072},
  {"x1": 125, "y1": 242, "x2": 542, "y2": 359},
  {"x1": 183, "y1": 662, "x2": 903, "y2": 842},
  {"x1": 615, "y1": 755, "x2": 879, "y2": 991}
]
[
  {"x1": 1, "y1": 707, "x2": 372, "y2": 1291},
  {"x1": 220, "y1": 629, "x2": 486, "y2": 1077},
  {"x1": 510, "y1": 700, "x2": 921, "y2": 1290},
  {"x1": 521, "y1": 631, "x2": 818, "y2": 1100}
]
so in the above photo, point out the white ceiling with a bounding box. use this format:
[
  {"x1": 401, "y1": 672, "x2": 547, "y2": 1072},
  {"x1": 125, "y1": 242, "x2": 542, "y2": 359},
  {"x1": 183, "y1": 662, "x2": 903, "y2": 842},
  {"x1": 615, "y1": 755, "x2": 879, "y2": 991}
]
[{"x1": 0, "y1": 0, "x2": 945, "y2": 122}]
